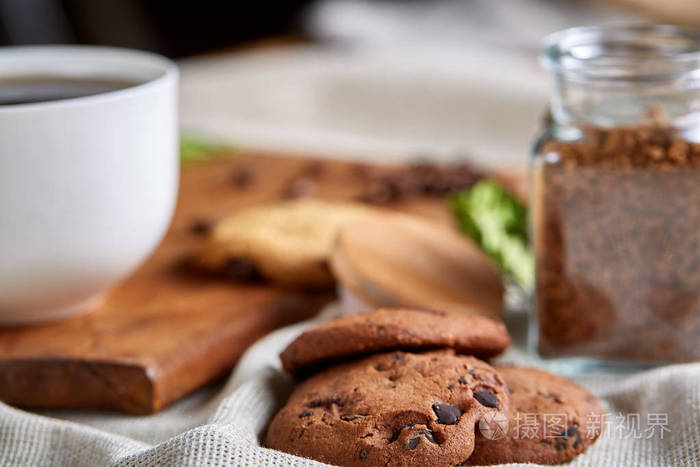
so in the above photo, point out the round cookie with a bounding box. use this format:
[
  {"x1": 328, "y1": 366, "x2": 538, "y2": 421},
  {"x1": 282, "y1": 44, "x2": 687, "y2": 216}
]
[
  {"x1": 266, "y1": 350, "x2": 510, "y2": 467},
  {"x1": 466, "y1": 366, "x2": 604, "y2": 465},
  {"x1": 280, "y1": 308, "x2": 511, "y2": 375},
  {"x1": 197, "y1": 199, "x2": 376, "y2": 288}
]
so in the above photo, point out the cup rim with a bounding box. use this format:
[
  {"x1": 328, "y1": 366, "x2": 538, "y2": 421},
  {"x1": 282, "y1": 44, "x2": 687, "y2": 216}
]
[{"x1": 0, "y1": 45, "x2": 178, "y2": 112}]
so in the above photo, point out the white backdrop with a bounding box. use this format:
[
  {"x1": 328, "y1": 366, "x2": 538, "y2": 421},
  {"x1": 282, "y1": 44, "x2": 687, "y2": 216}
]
[{"x1": 179, "y1": 0, "x2": 642, "y2": 169}]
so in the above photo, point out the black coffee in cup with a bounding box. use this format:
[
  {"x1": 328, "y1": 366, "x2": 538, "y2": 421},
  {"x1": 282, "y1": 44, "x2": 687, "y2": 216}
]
[{"x1": 0, "y1": 76, "x2": 139, "y2": 105}]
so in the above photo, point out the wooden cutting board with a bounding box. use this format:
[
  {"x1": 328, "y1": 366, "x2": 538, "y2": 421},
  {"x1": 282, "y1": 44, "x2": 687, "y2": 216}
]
[{"x1": 0, "y1": 151, "x2": 524, "y2": 414}]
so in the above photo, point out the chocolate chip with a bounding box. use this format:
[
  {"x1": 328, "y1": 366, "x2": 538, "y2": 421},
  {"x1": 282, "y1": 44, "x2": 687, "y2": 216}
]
[
  {"x1": 417, "y1": 429, "x2": 437, "y2": 444},
  {"x1": 189, "y1": 218, "x2": 214, "y2": 235},
  {"x1": 359, "y1": 449, "x2": 368, "y2": 460},
  {"x1": 447, "y1": 385, "x2": 456, "y2": 391},
  {"x1": 303, "y1": 161, "x2": 324, "y2": 178},
  {"x1": 361, "y1": 177, "x2": 401, "y2": 204},
  {"x1": 389, "y1": 424, "x2": 414, "y2": 443},
  {"x1": 225, "y1": 257, "x2": 261, "y2": 281},
  {"x1": 474, "y1": 391, "x2": 499, "y2": 408},
  {"x1": 285, "y1": 178, "x2": 315, "y2": 199},
  {"x1": 341, "y1": 415, "x2": 361, "y2": 421},
  {"x1": 231, "y1": 167, "x2": 254, "y2": 187},
  {"x1": 566, "y1": 425, "x2": 582, "y2": 448},
  {"x1": 352, "y1": 163, "x2": 370, "y2": 179},
  {"x1": 407, "y1": 437, "x2": 420, "y2": 450},
  {"x1": 393, "y1": 353, "x2": 404, "y2": 360},
  {"x1": 299, "y1": 411, "x2": 312, "y2": 418},
  {"x1": 432, "y1": 403, "x2": 462, "y2": 425},
  {"x1": 458, "y1": 376, "x2": 468, "y2": 385},
  {"x1": 358, "y1": 162, "x2": 483, "y2": 204},
  {"x1": 307, "y1": 396, "x2": 342, "y2": 409}
]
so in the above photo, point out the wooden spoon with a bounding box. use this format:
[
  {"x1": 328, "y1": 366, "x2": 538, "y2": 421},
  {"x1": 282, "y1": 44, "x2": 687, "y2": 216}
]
[{"x1": 330, "y1": 212, "x2": 504, "y2": 318}]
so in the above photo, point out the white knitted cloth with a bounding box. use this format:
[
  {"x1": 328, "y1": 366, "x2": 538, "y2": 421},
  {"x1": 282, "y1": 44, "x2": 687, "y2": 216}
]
[{"x1": 1, "y1": 303, "x2": 698, "y2": 467}]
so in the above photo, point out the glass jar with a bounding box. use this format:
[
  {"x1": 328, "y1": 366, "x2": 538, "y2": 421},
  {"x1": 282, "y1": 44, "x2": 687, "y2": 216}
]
[{"x1": 531, "y1": 24, "x2": 700, "y2": 367}]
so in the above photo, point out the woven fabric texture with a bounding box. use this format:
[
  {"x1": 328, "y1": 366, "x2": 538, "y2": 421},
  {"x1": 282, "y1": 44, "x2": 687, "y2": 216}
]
[{"x1": 1, "y1": 304, "x2": 698, "y2": 466}]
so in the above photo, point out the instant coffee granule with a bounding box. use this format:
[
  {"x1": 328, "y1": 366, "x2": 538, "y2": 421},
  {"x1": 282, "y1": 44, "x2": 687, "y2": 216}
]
[{"x1": 533, "y1": 124, "x2": 700, "y2": 361}]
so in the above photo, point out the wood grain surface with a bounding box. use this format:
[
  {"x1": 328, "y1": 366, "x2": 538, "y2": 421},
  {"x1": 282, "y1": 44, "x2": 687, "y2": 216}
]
[
  {"x1": 331, "y1": 213, "x2": 504, "y2": 318},
  {"x1": 0, "y1": 151, "x2": 524, "y2": 414}
]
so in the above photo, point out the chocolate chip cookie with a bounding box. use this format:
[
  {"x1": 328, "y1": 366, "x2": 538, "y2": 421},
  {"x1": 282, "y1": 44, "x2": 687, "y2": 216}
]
[
  {"x1": 280, "y1": 308, "x2": 511, "y2": 375},
  {"x1": 197, "y1": 199, "x2": 376, "y2": 287},
  {"x1": 467, "y1": 366, "x2": 604, "y2": 465},
  {"x1": 267, "y1": 350, "x2": 509, "y2": 467}
]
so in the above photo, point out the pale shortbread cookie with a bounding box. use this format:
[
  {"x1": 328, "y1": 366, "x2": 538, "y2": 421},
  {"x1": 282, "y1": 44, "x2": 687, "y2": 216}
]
[{"x1": 198, "y1": 199, "x2": 376, "y2": 287}]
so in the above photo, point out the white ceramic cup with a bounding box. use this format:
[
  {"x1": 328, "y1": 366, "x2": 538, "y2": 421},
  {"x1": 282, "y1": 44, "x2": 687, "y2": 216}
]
[{"x1": 0, "y1": 46, "x2": 178, "y2": 325}]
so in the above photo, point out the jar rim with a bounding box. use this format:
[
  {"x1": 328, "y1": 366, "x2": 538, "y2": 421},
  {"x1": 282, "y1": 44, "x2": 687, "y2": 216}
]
[{"x1": 541, "y1": 23, "x2": 700, "y2": 82}]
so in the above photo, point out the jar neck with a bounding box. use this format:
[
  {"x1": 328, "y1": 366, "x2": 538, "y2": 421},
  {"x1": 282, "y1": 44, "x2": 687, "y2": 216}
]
[
  {"x1": 550, "y1": 72, "x2": 700, "y2": 131},
  {"x1": 542, "y1": 24, "x2": 700, "y2": 140}
]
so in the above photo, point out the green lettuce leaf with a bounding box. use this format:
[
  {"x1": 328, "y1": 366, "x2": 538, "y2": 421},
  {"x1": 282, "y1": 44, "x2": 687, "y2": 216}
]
[
  {"x1": 180, "y1": 136, "x2": 233, "y2": 163},
  {"x1": 451, "y1": 180, "x2": 534, "y2": 291}
]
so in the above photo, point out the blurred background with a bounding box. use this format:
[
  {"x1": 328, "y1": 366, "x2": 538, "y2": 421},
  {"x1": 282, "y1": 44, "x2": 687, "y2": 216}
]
[{"x1": 0, "y1": 0, "x2": 695, "y2": 168}]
